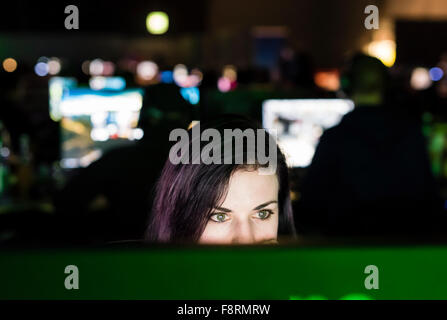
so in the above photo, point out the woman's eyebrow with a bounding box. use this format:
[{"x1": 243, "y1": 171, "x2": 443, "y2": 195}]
[
  {"x1": 213, "y1": 200, "x2": 278, "y2": 213},
  {"x1": 213, "y1": 206, "x2": 232, "y2": 213},
  {"x1": 253, "y1": 200, "x2": 278, "y2": 210}
]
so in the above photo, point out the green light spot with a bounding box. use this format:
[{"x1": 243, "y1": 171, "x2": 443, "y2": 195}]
[{"x1": 340, "y1": 293, "x2": 373, "y2": 300}]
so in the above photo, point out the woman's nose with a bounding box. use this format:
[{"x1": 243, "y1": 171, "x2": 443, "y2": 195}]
[{"x1": 231, "y1": 220, "x2": 256, "y2": 244}]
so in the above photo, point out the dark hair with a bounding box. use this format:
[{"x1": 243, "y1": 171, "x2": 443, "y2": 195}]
[{"x1": 145, "y1": 115, "x2": 296, "y2": 243}]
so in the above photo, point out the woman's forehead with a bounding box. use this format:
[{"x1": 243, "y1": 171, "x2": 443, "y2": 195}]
[{"x1": 219, "y1": 169, "x2": 279, "y2": 210}]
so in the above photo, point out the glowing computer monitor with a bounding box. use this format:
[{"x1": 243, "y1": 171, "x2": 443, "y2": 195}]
[
  {"x1": 59, "y1": 88, "x2": 144, "y2": 169},
  {"x1": 262, "y1": 99, "x2": 354, "y2": 167}
]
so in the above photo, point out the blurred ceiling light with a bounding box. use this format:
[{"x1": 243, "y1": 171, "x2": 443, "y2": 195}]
[
  {"x1": 314, "y1": 70, "x2": 340, "y2": 91},
  {"x1": 102, "y1": 61, "x2": 115, "y2": 76},
  {"x1": 37, "y1": 56, "x2": 49, "y2": 64},
  {"x1": 81, "y1": 60, "x2": 90, "y2": 75},
  {"x1": 365, "y1": 40, "x2": 396, "y2": 67},
  {"x1": 429, "y1": 67, "x2": 444, "y2": 82},
  {"x1": 191, "y1": 68, "x2": 203, "y2": 84},
  {"x1": 146, "y1": 11, "x2": 169, "y2": 35},
  {"x1": 136, "y1": 61, "x2": 159, "y2": 81},
  {"x1": 173, "y1": 64, "x2": 188, "y2": 86},
  {"x1": 219, "y1": 65, "x2": 238, "y2": 92},
  {"x1": 218, "y1": 77, "x2": 232, "y2": 92},
  {"x1": 187, "y1": 76, "x2": 201, "y2": 87},
  {"x1": 34, "y1": 62, "x2": 49, "y2": 77},
  {"x1": 411, "y1": 67, "x2": 432, "y2": 90},
  {"x1": 223, "y1": 65, "x2": 237, "y2": 82},
  {"x1": 89, "y1": 59, "x2": 104, "y2": 76},
  {"x1": 2, "y1": 58, "x2": 17, "y2": 72},
  {"x1": 48, "y1": 57, "x2": 61, "y2": 75},
  {"x1": 172, "y1": 65, "x2": 203, "y2": 88}
]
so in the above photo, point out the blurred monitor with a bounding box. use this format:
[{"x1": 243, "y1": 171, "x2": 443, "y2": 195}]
[
  {"x1": 59, "y1": 88, "x2": 144, "y2": 169},
  {"x1": 49, "y1": 77, "x2": 77, "y2": 122},
  {"x1": 262, "y1": 99, "x2": 354, "y2": 167}
]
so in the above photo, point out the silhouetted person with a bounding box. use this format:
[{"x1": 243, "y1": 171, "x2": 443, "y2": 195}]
[
  {"x1": 296, "y1": 54, "x2": 444, "y2": 237},
  {"x1": 54, "y1": 83, "x2": 192, "y2": 243}
]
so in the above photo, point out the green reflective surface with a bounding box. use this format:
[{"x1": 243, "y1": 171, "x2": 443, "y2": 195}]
[{"x1": 0, "y1": 245, "x2": 446, "y2": 300}]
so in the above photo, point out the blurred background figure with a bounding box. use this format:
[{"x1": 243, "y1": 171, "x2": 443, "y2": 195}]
[{"x1": 296, "y1": 54, "x2": 444, "y2": 236}]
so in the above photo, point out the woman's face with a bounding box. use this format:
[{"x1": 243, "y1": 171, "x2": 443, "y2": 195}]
[{"x1": 198, "y1": 169, "x2": 279, "y2": 244}]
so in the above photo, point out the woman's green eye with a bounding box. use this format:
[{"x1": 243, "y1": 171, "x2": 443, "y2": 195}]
[
  {"x1": 211, "y1": 213, "x2": 227, "y2": 223},
  {"x1": 257, "y1": 210, "x2": 271, "y2": 220}
]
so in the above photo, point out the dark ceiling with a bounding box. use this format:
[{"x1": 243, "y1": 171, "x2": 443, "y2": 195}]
[{"x1": 0, "y1": 0, "x2": 208, "y2": 35}]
